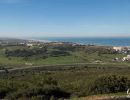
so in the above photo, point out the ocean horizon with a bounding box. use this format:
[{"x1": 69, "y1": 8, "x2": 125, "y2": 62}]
[{"x1": 32, "y1": 37, "x2": 130, "y2": 47}]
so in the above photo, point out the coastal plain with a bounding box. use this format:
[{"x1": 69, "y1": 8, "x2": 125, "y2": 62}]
[{"x1": 0, "y1": 39, "x2": 130, "y2": 99}]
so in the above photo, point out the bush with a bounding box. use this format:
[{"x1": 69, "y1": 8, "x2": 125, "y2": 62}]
[
  {"x1": 90, "y1": 75, "x2": 130, "y2": 94},
  {"x1": 85, "y1": 46, "x2": 117, "y2": 54},
  {"x1": 48, "y1": 50, "x2": 70, "y2": 57},
  {"x1": 5, "y1": 48, "x2": 47, "y2": 57},
  {"x1": 5, "y1": 77, "x2": 70, "y2": 100}
]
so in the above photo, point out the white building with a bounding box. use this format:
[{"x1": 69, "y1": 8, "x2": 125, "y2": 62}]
[
  {"x1": 26, "y1": 43, "x2": 33, "y2": 47},
  {"x1": 122, "y1": 55, "x2": 130, "y2": 61},
  {"x1": 113, "y1": 47, "x2": 123, "y2": 51}
]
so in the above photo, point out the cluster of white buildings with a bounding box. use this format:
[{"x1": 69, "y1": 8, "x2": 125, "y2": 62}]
[
  {"x1": 113, "y1": 47, "x2": 123, "y2": 51},
  {"x1": 113, "y1": 55, "x2": 130, "y2": 62},
  {"x1": 113, "y1": 46, "x2": 130, "y2": 54},
  {"x1": 122, "y1": 55, "x2": 130, "y2": 61},
  {"x1": 113, "y1": 46, "x2": 130, "y2": 62}
]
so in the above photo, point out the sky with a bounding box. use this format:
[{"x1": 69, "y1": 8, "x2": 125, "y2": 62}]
[{"x1": 0, "y1": 0, "x2": 130, "y2": 38}]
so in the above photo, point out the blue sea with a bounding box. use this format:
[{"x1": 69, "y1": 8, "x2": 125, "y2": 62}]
[{"x1": 34, "y1": 37, "x2": 130, "y2": 46}]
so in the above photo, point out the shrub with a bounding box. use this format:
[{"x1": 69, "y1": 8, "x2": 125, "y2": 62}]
[
  {"x1": 90, "y1": 75, "x2": 130, "y2": 94},
  {"x1": 6, "y1": 77, "x2": 70, "y2": 100}
]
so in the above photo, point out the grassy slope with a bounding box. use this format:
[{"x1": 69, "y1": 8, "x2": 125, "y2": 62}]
[
  {"x1": 0, "y1": 45, "x2": 128, "y2": 67},
  {"x1": 0, "y1": 51, "x2": 128, "y2": 66}
]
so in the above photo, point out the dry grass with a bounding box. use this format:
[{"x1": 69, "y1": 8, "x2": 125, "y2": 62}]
[
  {"x1": 78, "y1": 95, "x2": 111, "y2": 100},
  {"x1": 72, "y1": 94, "x2": 128, "y2": 100}
]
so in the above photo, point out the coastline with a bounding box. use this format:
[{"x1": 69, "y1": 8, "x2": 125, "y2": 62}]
[
  {"x1": 0, "y1": 37, "x2": 130, "y2": 47},
  {"x1": 28, "y1": 37, "x2": 130, "y2": 47}
]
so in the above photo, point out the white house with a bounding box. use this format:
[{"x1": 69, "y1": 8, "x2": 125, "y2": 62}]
[
  {"x1": 26, "y1": 43, "x2": 33, "y2": 47},
  {"x1": 122, "y1": 55, "x2": 130, "y2": 61},
  {"x1": 25, "y1": 62, "x2": 33, "y2": 66},
  {"x1": 113, "y1": 47, "x2": 123, "y2": 51}
]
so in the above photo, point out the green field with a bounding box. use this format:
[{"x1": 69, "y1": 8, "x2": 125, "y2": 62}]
[{"x1": 0, "y1": 45, "x2": 128, "y2": 67}]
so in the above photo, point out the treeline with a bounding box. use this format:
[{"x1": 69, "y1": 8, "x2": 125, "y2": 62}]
[
  {"x1": 4, "y1": 45, "x2": 116, "y2": 58},
  {"x1": 52, "y1": 44, "x2": 76, "y2": 51},
  {"x1": 5, "y1": 48, "x2": 47, "y2": 57},
  {"x1": 84, "y1": 46, "x2": 117, "y2": 54},
  {"x1": 4, "y1": 47, "x2": 70, "y2": 58}
]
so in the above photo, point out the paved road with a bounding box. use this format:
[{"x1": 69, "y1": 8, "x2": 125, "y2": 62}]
[{"x1": 0, "y1": 62, "x2": 129, "y2": 73}]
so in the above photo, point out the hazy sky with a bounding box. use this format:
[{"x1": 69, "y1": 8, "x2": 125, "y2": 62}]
[{"x1": 0, "y1": 0, "x2": 130, "y2": 37}]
